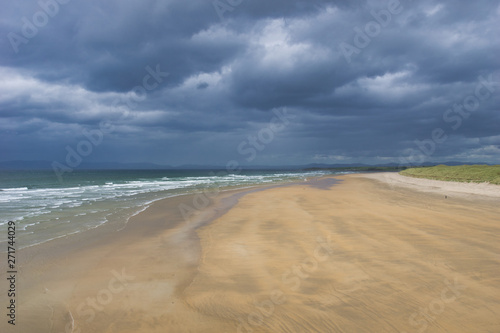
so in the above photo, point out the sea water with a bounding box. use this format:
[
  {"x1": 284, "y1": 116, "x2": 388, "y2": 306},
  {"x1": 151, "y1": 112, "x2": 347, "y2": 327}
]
[{"x1": 0, "y1": 169, "x2": 334, "y2": 248}]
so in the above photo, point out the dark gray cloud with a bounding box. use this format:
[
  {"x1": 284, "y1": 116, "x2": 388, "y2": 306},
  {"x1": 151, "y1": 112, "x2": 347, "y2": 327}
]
[{"x1": 1, "y1": 0, "x2": 499, "y2": 166}]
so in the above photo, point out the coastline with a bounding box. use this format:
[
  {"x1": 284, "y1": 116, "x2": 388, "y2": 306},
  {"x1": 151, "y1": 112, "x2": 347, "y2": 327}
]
[
  {"x1": 0, "y1": 181, "x2": 298, "y2": 333},
  {"x1": 2, "y1": 173, "x2": 499, "y2": 332},
  {"x1": 0, "y1": 169, "x2": 329, "y2": 251}
]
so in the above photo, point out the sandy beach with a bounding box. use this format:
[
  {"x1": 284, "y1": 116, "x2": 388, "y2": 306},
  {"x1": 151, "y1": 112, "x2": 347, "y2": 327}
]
[{"x1": 2, "y1": 173, "x2": 500, "y2": 332}]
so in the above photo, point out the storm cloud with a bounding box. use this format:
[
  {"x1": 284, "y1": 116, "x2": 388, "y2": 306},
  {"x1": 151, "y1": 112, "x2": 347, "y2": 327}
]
[{"x1": 1, "y1": 0, "x2": 499, "y2": 166}]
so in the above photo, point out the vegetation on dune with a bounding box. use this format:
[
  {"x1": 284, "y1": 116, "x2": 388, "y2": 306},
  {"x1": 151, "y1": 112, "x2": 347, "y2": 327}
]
[{"x1": 400, "y1": 165, "x2": 500, "y2": 185}]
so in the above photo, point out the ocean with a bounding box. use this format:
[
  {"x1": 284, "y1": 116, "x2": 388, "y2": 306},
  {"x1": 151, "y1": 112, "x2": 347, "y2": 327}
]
[{"x1": 0, "y1": 169, "x2": 335, "y2": 249}]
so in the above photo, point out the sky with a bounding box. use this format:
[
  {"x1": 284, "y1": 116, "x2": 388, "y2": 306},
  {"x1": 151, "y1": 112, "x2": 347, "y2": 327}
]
[{"x1": 1, "y1": 0, "x2": 499, "y2": 167}]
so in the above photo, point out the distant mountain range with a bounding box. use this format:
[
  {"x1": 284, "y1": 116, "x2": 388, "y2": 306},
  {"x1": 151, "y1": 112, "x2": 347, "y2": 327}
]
[{"x1": 0, "y1": 160, "x2": 494, "y2": 170}]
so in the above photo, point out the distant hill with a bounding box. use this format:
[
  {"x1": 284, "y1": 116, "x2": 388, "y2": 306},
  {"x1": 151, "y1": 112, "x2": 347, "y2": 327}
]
[{"x1": 0, "y1": 160, "x2": 494, "y2": 171}]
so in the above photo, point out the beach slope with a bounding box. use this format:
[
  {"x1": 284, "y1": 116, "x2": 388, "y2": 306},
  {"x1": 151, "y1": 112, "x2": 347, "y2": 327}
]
[{"x1": 3, "y1": 174, "x2": 499, "y2": 332}]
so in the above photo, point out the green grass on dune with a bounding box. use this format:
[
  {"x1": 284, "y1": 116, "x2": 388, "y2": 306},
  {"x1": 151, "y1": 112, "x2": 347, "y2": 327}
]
[{"x1": 400, "y1": 165, "x2": 500, "y2": 185}]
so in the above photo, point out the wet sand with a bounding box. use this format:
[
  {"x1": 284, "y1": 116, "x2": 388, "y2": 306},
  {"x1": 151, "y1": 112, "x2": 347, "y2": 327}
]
[{"x1": 1, "y1": 174, "x2": 499, "y2": 332}]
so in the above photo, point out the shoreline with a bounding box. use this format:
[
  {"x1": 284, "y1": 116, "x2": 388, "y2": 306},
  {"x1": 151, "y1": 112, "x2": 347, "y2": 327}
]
[
  {"x1": 12, "y1": 170, "x2": 488, "y2": 269},
  {"x1": 0, "y1": 178, "x2": 317, "y2": 252},
  {"x1": 1, "y1": 175, "x2": 339, "y2": 333},
  {"x1": 1, "y1": 177, "x2": 323, "y2": 312},
  {"x1": 0, "y1": 170, "x2": 331, "y2": 251},
  {"x1": 1, "y1": 185, "x2": 259, "y2": 333},
  {"x1": 2, "y1": 173, "x2": 499, "y2": 332}
]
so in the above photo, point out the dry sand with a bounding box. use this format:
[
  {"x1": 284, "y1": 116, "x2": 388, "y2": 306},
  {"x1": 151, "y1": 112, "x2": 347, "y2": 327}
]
[
  {"x1": 2, "y1": 173, "x2": 499, "y2": 332},
  {"x1": 363, "y1": 172, "x2": 500, "y2": 199}
]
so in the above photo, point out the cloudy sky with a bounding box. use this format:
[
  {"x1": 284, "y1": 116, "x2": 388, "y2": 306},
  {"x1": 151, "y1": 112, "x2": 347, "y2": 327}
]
[{"x1": 1, "y1": 0, "x2": 499, "y2": 167}]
